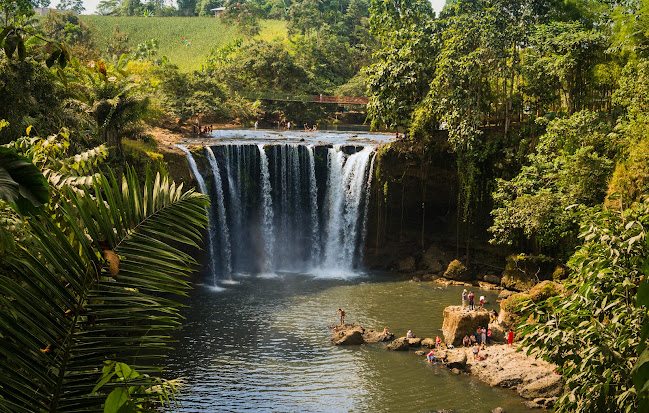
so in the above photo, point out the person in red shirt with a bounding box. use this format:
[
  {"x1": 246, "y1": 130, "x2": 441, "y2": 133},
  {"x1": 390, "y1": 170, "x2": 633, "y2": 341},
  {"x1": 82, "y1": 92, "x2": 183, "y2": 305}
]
[{"x1": 507, "y1": 328, "x2": 514, "y2": 347}]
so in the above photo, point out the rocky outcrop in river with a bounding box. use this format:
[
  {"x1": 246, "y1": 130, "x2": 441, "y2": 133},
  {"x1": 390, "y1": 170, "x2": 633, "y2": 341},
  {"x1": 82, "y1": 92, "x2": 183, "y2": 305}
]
[{"x1": 442, "y1": 306, "x2": 490, "y2": 346}]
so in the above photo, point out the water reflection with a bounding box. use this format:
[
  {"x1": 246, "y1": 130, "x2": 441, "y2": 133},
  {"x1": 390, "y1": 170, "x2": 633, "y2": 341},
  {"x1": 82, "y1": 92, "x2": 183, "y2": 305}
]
[{"x1": 166, "y1": 273, "x2": 533, "y2": 412}]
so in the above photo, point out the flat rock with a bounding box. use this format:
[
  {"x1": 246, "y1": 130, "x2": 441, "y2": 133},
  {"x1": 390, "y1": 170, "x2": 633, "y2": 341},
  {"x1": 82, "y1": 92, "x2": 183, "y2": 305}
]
[
  {"x1": 407, "y1": 337, "x2": 422, "y2": 347},
  {"x1": 458, "y1": 344, "x2": 561, "y2": 401},
  {"x1": 479, "y1": 281, "x2": 501, "y2": 290},
  {"x1": 421, "y1": 338, "x2": 436, "y2": 348},
  {"x1": 387, "y1": 337, "x2": 410, "y2": 351},
  {"x1": 442, "y1": 306, "x2": 490, "y2": 346},
  {"x1": 519, "y1": 375, "x2": 563, "y2": 399},
  {"x1": 363, "y1": 329, "x2": 394, "y2": 343}
]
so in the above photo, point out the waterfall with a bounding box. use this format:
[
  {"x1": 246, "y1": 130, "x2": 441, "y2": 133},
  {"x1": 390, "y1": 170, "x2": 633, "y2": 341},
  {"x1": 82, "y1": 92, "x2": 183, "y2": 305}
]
[
  {"x1": 178, "y1": 145, "x2": 219, "y2": 284},
  {"x1": 258, "y1": 144, "x2": 275, "y2": 272},
  {"x1": 188, "y1": 143, "x2": 376, "y2": 279},
  {"x1": 323, "y1": 147, "x2": 346, "y2": 269},
  {"x1": 307, "y1": 146, "x2": 320, "y2": 264},
  {"x1": 206, "y1": 147, "x2": 232, "y2": 278}
]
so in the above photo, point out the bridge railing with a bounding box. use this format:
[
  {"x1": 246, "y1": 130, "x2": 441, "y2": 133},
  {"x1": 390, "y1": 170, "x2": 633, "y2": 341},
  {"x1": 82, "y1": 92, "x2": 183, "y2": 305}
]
[{"x1": 240, "y1": 92, "x2": 369, "y2": 105}]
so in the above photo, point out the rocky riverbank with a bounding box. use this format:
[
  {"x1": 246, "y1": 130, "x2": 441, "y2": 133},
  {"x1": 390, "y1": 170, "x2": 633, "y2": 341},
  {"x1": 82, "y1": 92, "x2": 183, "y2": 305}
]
[{"x1": 331, "y1": 323, "x2": 561, "y2": 409}]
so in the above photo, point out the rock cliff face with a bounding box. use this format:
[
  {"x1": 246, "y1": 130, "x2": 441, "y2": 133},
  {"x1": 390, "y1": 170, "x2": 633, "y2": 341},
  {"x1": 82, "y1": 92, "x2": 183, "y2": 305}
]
[{"x1": 442, "y1": 306, "x2": 490, "y2": 346}]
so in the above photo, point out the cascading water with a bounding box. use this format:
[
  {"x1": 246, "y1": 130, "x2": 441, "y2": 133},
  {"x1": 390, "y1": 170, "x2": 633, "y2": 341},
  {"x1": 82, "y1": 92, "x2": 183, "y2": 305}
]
[
  {"x1": 178, "y1": 145, "x2": 219, "y2": 284},
  {"x1": 258, "y1": 144, "x2": 275, "y2": 273},
  {"x1": 205, "y1": 147, "x2": 232, "y2": 278},
  {"x1": 186, "y1": 142, "x2": 375, "y2": 280}
]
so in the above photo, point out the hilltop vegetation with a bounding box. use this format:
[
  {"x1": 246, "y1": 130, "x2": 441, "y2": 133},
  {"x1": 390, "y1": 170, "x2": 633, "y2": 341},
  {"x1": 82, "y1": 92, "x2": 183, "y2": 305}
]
[{"x1": 79, "y1": 16, "x2": 288, "y2": 72}]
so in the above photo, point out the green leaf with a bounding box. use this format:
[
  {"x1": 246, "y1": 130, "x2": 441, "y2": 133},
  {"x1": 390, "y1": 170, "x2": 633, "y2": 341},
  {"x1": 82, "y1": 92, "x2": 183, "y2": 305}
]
[
  {"x1": 638, "y1": 280, "x2": 649, "y2": 309},
  {"x1": 0, "y1": 147, "x2": 49, "y2": 215},
  {"x1": 4, "y1": 33, "x2": 18, "y2": 59},
  {"x1": 104, "y1": 387, "x2": 129, "y2": 413},
  {"x1": 0, "y1": 27, "x2": 11, "y2": 44}
]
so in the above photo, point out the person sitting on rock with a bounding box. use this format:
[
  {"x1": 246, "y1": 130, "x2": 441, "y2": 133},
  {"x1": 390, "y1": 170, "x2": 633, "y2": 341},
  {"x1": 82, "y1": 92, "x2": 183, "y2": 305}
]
[
  {"x1": 463, "y1": 335, "x2": 471, "y2": 347},
  {"x1": 470, "y1": 334, "x2": 477, "y2": 345},
  {"x1": 337, "y1": 308, "x2": 345, "y2": 325},
  {"x1": 427, "y1": 349, "x2": 436, "y2": 363},
  {"x1": 382, "y1": 326, "x2": 390, "y2": 336},
  {"x1": 407, "y1": 330, "x2": 414, "y2": 339}
]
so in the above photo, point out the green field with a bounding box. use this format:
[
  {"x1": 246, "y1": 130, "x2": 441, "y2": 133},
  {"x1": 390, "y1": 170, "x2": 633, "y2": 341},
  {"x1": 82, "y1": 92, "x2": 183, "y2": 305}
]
[{"x1": 80, "y1": 16, "x2": 287, "y2": 72}]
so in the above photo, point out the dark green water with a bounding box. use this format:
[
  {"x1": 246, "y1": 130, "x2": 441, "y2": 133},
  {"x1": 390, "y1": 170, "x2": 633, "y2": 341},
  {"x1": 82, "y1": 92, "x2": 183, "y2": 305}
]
[{"x1": 166, "y1": 272, "x2": 534, "y2": 412}]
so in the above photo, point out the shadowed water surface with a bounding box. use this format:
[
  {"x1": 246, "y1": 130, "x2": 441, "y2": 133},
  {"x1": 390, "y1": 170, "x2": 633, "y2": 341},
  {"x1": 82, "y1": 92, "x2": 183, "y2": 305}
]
[{"x1": 166, "y1": 273, "x2": 534, "y2": 412}]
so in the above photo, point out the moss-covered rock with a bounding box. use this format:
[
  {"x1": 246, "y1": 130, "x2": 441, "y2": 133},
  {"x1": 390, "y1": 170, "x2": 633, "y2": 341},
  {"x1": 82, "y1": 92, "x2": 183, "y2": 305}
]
[
  {"x1": 501, "y1": 292, "x2": 531, "y2": 314},
  {"x1": 501, "y1": 254, "x2": 555, "y2": 291},
  {"x1": 443, "y1": 259, "x2": 471, "y2": 281},
  {"x1": 529, "y1": 280, "x2": 564, "y2": 303}
]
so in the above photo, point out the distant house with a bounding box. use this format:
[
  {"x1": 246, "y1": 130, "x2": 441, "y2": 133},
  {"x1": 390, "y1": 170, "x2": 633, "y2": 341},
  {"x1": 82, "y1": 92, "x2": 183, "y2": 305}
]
[{"x1": 211, "y1": 7, "x2": 226, "y2": 17}]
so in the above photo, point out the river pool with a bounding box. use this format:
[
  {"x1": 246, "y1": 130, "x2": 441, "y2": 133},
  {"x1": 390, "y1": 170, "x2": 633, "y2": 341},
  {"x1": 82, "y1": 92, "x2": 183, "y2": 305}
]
[{"x1": 165, "y1": 272, "x2": 534, "y2": 412}]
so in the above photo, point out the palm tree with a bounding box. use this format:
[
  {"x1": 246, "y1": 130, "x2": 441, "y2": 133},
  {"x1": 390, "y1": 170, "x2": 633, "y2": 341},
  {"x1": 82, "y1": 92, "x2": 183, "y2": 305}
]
[{"x1": 0, "y1": 167, "x2": 209, "y2": 411}]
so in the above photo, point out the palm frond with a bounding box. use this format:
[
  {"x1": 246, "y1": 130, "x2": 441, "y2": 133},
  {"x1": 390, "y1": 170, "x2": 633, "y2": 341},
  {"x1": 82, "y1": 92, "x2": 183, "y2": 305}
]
[{"x1": 0, "y1": 167, "x2": 209, "y2": 412}]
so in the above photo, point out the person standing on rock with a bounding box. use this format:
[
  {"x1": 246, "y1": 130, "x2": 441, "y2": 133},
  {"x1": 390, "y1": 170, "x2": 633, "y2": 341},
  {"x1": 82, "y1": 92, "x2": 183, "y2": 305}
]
[
  {"x1": 473, "y1": 343, "x2": 480, "y2": 360},
  {"x1": 507, "y1": 328, "x2": 514, "y2": 347},
  {"x1": 468, "y1": 291, "x2": 475, "y2": 310},
  {"x1": 479, "y1": 295, "x2": 485, "y2": 310},
  {"x1": 481, "y1": 327, "x2": 487, "y2": 348},
  {"x1": 435, "y1": 335, "x2": 442, "y2": 348},
  {"x1": 337, "y1": 308, "x2": 345, "y2": 325},
  {"x1": 462, "y1": 289, "x2": 468, "y2": 308}
]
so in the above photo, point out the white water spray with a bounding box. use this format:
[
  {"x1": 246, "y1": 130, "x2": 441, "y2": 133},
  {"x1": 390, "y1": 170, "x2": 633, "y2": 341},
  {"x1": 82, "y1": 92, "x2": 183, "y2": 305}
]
[{"x1": 206, "y1": 147, "x2": 232, "y2": 278}]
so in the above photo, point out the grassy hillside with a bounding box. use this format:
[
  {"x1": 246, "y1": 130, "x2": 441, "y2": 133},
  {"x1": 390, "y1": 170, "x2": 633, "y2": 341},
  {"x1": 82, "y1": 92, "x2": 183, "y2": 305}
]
[{"x1": 80, "y1": 16, "x2": 287, "y2": 72}]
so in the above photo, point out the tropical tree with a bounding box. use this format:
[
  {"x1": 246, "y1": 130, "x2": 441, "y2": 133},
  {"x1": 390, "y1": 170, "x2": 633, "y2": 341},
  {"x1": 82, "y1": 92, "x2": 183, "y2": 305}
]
[
  {"x1": 519, "y1": 202, "x2": 649, "y2": 412},
  {"x1": 0, "y1": 165, "x2": 209, "y2": 411},
  {"x1": 67, "y1": 59, "x2": 150, "y2": 157}
]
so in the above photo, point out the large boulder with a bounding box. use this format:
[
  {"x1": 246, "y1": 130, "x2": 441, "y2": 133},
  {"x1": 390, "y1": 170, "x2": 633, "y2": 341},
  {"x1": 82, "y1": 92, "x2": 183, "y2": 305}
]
[
  {"x1": 446, "y1": 350, "x2": 468, "y2": 370},
  {"x1": 528, "y1": 280, "x2": 564, "y2": 303},
  {"x1": 442, "y1": 306, "x2": 490, "y2": 346},
  {"x1": 421, "y1": 338, "x2": 436, "y2": 348},
  {"x1": 497, "y1": 308, "x2": 520, "y2": 331},
  {"x1": 333, "y1": 329, "x2": 364, "y2": 345},
  {"x1": 501, "y1": 254, "x2": 555, "y2": 291},
  {"x1": 443, "y1": 259, "x2": 472, "y2": 281},
  {"x1": 387, "y1": 337, "x2": 410, "y2": 351}
]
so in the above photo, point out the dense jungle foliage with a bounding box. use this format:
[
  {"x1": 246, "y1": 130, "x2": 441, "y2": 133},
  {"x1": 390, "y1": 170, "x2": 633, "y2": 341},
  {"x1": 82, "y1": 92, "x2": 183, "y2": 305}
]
[
  {"x1": 362, "y1": 0, "x2": 649, "y2": 411},
  {"x1": 2, "y1": 0, "x2": 649, "y2": 411}
]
